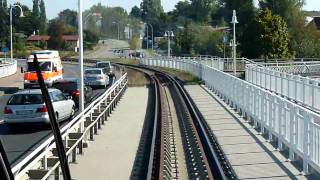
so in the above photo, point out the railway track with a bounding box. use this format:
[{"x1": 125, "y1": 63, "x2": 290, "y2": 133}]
[{"x1": 121, "y1": 65, "x2": 237, "y2": 180}]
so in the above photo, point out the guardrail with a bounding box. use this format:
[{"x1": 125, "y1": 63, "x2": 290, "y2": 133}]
[
  {"x1": 261, "y1": 61, "x2": 320, "y2": 74},
  {"x1": 0, "y1": 59, "x2": 17, "y2": 78},
  {"x1": 140, "y1": 57, "x2": 320, "y2": 175},
  {"x1": 11, "y1": 73, "x2": 128, "y2": 179},
  {"x1": 246, "y1": 64, "x2": 320, "y2": 113}
]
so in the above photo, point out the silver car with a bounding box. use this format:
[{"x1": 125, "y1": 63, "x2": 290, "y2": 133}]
[
  {"x1": 84, "y1": 68, "x2": 109, "y2": 88},
  {"x1": 3, "y1": 89, "x2": 75, "y2": 127}
]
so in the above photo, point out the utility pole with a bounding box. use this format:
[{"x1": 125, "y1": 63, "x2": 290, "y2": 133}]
[{"x1": 78, "y1": 0, "x2": 84, "y2": 112}]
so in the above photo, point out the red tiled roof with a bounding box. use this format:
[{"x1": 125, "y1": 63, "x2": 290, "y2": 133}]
[
  {"x1": 62, "y1": 35, "x2": 78, "y2": 41},
  {"x1": 27, "y1": 35, "x2": 78, "y2": 42},
  {"x1": 27, "y1": 35, "x2": 50, "y2": 41}
]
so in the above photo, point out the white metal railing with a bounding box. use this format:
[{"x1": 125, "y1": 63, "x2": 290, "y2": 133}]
[
  {"x1": 140, "y1": 57, "x2": 320, "y2": 175},
  {"x1": 0, "y1": 58, "x2": 17, "y2": 78},
  {"x1": 11, "y1": 73, "x2": 128, "y2": 179},
  {"x1": 259, "y1": 60, "x2": 320, "y2": 74},
  {"x1": 246, "y1": 64, "x2": 320, "y2": 113}
]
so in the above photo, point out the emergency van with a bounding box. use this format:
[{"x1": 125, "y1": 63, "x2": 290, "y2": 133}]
[{"x1": 23, "y1": 50, "x2": 64, "y2": 89}]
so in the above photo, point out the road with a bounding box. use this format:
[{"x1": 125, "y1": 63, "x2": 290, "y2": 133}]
[{"x1": 0, "y1": 61, "x2": 115, "y2": 166}]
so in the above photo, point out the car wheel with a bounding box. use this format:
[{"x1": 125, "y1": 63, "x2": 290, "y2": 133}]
[{"x1": 69, "y1": 106, "x2": 75, "y2": 120}]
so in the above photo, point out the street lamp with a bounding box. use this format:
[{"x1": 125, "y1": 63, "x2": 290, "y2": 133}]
[
  {"x1": 231, "y1": 10, "x2": 238, "y2": 76},
  {"x1": 112, "y1": 21, "x2": 120, "y2": 40},
  {"x1": 10, "y1": 4, "x2": 24, "y2": 60},
  {"x1": 164, "y1": 31, "x2": 174, "y2": 58},
  {"x1": 145, "y1": 23, "x2": 154, "y2": 51}
]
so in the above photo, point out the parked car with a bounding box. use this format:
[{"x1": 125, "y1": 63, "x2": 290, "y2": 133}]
[
  {"x1": 3, "y1": 89, "x2": 75, "y2": 128},
  {"x1": 52, "y1": 78, "x2": 93, "y2": 107},
  {"x1": 95, "y1": 61, "x2": 115, "y2": 77},
  {"x1": 84, "y1": 68, "x2": 109, "y2": 88}
]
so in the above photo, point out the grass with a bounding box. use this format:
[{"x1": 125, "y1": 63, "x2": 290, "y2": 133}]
[{"x1": 157, "y1": 67, "x2": 202, "y2": 84}]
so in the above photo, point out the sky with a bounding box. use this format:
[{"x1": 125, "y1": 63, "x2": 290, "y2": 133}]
[{"x1": 14, "y1": 0, "x2": 320, "y2": 20}]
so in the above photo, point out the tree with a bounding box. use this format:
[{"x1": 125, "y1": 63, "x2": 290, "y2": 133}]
[
  {"x1": 32, "y1": 0, "x2": 40, "y2": 32},
  {"x1": 140, "y1": 0, "x2": 163, "y2": 20},
  {"x1": 130, "y1": 36, "x2": 140, "y2": 50},
  {"x1": 57, "y1": 9, "x2": 78, "y2": 28},
  {"x1": 250, "y1": 9, "x2": 291, "y2": 59},
  {"x1": 190, "y1": 0, "x2": 217, "y2": 23},
  {"x1": 47, "y1": 20, "x2": 65, "y2": 50},
  {"x1": 129, "y1": 6, "x2": 141, "y2": 18},
  {"x1": 1, "y1": 0, "x2": 7, "y2": 8},
  {"x1": 39, "y1": 0, "x2": 46, "y2": 34},
  {"x1": 0, "y1": 0, "x2": 8, "y2": 47}
]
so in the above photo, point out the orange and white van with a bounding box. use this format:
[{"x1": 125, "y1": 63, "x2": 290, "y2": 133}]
[{"x1": 23, "y1": 50, "x2": 64, "y2": 89}]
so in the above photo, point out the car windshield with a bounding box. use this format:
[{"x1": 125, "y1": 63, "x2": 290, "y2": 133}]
[
  {"x1": 27, "y1": 62, "x2": 52, "y2": 72},
  {"x1": 53, "y1": 82, "x2": 78, "y2": 92},
  {"x1": 85, "y1": 70, "x2": 101, "y2": 75},
  {"x1": 7, "y1": 94, "x2": 44, "y2": 105},
  {"x1": 96, "y1": 63, "x2": 110, "y2": 68}
]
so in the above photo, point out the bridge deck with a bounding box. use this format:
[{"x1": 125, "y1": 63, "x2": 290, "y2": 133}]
[
  {"x1": 68, "y1": 87, "x2": 149, "y2": 180},
  {"x1": 185, "y1": 85, "x2": 309, "y2": 179}
]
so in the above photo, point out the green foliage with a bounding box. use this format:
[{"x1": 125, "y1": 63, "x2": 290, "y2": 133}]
[
  {"x1": 84, "y1": 30, "x2": 99, "y2": 44},
  {"x1": 47, "y1": 20, "x2": 65, "y2": 50},
  {"x1": 130, "y1": 36, "x2": 140, "y2": 50},
  {"x1": 39, "y1": 0, "x2": 46, "y2": 34},
  {"x1": 57, "y1": 9, "x2": 78, "y2": 28},
  {"x1": 63, "y1": 25, "x2": 77, "y2": 35},
  {"x1": 249, "y1": 9, "x2": 291, "y2": 59},
  {"x1": 0, "y1": 4, "x2": 8, "y2": 47},
  {"x1": 173, "y1": 23, "x2": 224, "y2": 56},
  {"x1": 129, "y1": 6, "x2": 141, "y2": 18},
  {"x1": 190, "y1": 0, "x2": 217, "y2": 23},
  {"x1": 32, "y1": 0, "x2": 40, "y2": 32}
]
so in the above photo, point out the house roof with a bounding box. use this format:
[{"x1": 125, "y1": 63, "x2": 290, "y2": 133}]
[
  {"x1": 27, "y1": 35, "x2": 50, "y2": 41},
  {"x1": 27, "y1": 35, "x2": 78, "y2": 41}
]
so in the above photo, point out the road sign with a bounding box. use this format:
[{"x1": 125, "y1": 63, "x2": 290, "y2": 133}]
[
  {"x1": 1, "y1": 47, "x2": 9, "y2": 53},
  {"x1": 223, "y1": 36, "x2": 228, "y2": 44}
]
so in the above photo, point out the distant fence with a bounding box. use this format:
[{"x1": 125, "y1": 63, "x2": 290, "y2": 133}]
[{"x1": 0, "y1": 59, "x2": 17, "y2": 78}]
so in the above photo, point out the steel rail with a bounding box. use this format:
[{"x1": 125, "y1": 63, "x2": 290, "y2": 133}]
[{"x1": 120, "y1": 64, "x2": 231, "y2": 179}]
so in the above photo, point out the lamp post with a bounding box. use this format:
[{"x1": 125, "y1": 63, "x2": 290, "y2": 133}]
[
  {"x1": 10, "y1": 4, "x2": 24, "y2": 60},
  {"x1": 231, "y1": 10, "x2": 238, "y2": 76},
  {"x1": 145, "y1": 23, "x2": 154, "y2": 51},
  {"x1": 78, "y1": 0, "x2": 84, "y2": 112},
  {"x1": 112, "y1": 21, "x2": 120, "y2": 40},
  {"x1": 164, "y1": 31, "x2": 174, "y2": 58}
]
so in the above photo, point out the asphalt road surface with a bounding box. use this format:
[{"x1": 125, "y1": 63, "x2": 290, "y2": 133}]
[{"x1": 0, "y1": 61, "x2": 116, "y2": 166}]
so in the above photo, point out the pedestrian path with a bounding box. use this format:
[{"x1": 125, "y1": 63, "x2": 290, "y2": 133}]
[
  {"x1": 185, "y1": 85, "x2": 311, "y2": 179},
  {"x1": 69, "y1": 87, "x2": 149, "y2": 180}
]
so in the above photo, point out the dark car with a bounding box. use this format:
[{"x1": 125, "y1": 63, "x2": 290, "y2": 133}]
[{"x1": 52, "y1": 78, "x2": 93, "y2": 107}]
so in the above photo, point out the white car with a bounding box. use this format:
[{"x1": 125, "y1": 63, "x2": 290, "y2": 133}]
[
  {"x1": 84, "y1": 68, "x2": 109, "y2": 88},
  {"x1": 3, "y1": 89, "x2": 75, "y2": 129}
]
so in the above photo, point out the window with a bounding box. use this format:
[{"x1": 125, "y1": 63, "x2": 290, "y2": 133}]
[
  {"x1": 7, "y1": 94, "x2": 44, "y2": 105},
  {"x1": 27, "y1": 62, "x2": 52, "y2": 72},
  {"x1": 85, "y1": 70, "x2": 101, "y2": 75},
  {"x1": 52, "y1": 91, "x2": 66, "y2": 102}
]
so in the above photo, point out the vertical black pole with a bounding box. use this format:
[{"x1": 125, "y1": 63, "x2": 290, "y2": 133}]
[
  {"x1": 0, "y1": 139, "x2": 14, "y2": 180},
  {"x1": 33, "y1": 54, "x2": 71, "y2": 180}
]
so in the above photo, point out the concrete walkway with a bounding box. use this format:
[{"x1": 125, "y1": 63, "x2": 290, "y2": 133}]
[
  {"x1": 185, "y1": 85, "x2": 309, "y2": 180},
  {"x1": 69, "y1": 87, "x2": 149, "y2": 180}
]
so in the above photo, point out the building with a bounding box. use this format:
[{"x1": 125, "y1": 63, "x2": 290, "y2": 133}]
[{"x1": 26, "y1": 35, "x2": 78, "y2": 49}]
